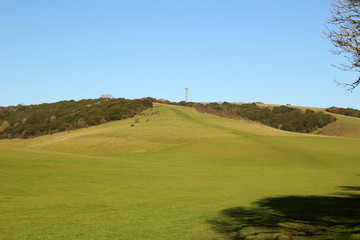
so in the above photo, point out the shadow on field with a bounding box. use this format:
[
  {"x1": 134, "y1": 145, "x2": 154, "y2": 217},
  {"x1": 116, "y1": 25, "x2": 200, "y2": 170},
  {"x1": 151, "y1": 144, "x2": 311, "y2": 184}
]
[{"x1": 208, "y1": 186, "x2": 360, "y2": 240}]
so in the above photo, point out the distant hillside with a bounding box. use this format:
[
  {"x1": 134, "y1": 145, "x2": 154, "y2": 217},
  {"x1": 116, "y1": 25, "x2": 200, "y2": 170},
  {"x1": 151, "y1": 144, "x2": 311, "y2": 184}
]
[
  {"x1": 326, "y1": 106, "x2": 360, "y2": 118},
  {"x1": 3, "y1": 97, "x2": 357, "y2": 140},
  {"x1": 169, "y1": 101, "x2": 335, "y2": 133},
  {"x1": 0, "y1": 97, "x2": 153, "y2": 139},
  {"x1": 306, "y1": 106, "x2": 360, "y2": 139},
  {"x1": 313, "y1": 111, "x2": 360, "y2": 139}
]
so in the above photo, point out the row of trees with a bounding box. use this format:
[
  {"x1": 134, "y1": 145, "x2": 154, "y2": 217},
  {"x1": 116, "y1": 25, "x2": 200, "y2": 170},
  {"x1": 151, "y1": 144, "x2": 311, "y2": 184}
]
[
  {"x1": 326, "y1": 106, "x2": 360, "y2": 118},
  {"x1": 0, "y1": 97, "x2": 153, "y2": 139},
  {"x1": 195, "y1": 102, "x2": 335, "y2": 133}
]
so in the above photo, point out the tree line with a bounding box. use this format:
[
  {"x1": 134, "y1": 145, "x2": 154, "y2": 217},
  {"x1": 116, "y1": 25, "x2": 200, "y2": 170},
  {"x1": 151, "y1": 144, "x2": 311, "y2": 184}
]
[
  {"x1": 326, "y1": 106, "x2": 360, "y2": 118},
  {"x1": 192, "y1": 102, "x2": 335, "y2": 133},
  {"x1": 0, "y1": 97, "x2": 340, "y2": 139},
  {"x1": 0, "y1": 97, "x2": 153, "y2": 139}
]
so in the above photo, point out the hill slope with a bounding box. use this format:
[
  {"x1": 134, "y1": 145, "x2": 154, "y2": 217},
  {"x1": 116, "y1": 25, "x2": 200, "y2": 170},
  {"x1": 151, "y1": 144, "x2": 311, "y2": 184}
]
[
  {"x1": 1, "y1": 104, "x2": 360, "y2": 239},
  {"x1": 313, "y1": 112, "x2": 360, "y2": 139},
  {"x1": 245, "y1": 103, "x2": 360, "y2": 140},
  {"x1": 0, "y1": 97, "x2": 153, "y2": 139}
]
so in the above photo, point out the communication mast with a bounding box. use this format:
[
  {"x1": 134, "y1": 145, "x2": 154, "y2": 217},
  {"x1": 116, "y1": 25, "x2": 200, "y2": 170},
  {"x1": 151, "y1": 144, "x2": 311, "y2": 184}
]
[{"x1": 185, "y1": 85, "x2": 189, "y2": 102}]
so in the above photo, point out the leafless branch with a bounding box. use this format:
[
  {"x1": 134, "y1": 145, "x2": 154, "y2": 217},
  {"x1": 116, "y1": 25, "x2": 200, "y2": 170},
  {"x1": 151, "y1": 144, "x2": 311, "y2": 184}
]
[{"x1": 324, "y1": 0, "x2": 360, "y2": 90}]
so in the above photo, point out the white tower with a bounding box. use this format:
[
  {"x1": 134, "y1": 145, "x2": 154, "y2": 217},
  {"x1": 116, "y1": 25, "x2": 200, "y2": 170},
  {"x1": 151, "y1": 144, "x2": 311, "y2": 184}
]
[{"x1": 185, "y1": 85, "x2": 189, "y2": 102}]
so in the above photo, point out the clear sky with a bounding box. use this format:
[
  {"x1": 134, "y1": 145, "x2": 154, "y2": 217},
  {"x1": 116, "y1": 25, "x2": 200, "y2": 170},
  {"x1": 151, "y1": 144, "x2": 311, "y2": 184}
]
[{"x1": 1, "y1": 0, "x2": 359, "y2": 108}]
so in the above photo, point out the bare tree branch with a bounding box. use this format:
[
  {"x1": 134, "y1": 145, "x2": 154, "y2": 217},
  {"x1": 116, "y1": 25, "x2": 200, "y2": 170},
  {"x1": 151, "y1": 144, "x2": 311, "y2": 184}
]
[{"x1": 324, "y1": 0, "x2": 360, "y2": 90}]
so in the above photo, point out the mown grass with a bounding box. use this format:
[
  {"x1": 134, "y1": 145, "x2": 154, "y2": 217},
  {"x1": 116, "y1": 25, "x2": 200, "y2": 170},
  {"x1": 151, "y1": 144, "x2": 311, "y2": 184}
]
[{"x1": 1, "y1": 104, "x2": 360, "y2": 239}]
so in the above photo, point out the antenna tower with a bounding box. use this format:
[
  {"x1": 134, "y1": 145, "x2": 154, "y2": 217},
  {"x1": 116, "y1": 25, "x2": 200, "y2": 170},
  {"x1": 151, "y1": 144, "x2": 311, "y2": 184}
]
[{"x1": 185, "y1": 85, "x2": 189, "y2": 102}]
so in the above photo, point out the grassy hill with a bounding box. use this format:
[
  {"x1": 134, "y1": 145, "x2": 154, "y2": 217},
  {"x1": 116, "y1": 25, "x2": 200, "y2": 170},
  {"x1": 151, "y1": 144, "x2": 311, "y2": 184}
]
[
  {"x1": 1, "y1": 103, "x2": 360, "y2": 239},
  {"x1": 279, "y1": 105, "x2": 360, "y2": 140},
  {"x1": 313, "y1": 112, "x2": 360, "y2": 139},
  {"x1": 230, "y1": 102, "x2": 360, "y2": 140},
  {"x1": 194, "y1": 102, "x2": 335, "y2": 133}
]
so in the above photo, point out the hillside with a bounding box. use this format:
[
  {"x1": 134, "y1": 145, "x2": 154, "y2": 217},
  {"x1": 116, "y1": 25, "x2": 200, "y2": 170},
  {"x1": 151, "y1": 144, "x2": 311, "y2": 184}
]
[
  {"x1": 326, "y1": 106, "x2": 360, "y2": 118},
  {"x1": 194, "y1": 102, "x2": 335, "y2": 133},
  {"x1": 1, "y1": 103, "x2": 360, "y2": 239},
  {"x1": 0, "y1": 97, "x2": 153, "y2": 139},
  {"x1": 4, "y1": 98, "x2": 357, "y2": 141},
  {"x1": 196, "y1": 102, "x2": 360, "y2": 140},
  {"x1": 313, "y1": 112, "x2": 360, "y2": 139}
]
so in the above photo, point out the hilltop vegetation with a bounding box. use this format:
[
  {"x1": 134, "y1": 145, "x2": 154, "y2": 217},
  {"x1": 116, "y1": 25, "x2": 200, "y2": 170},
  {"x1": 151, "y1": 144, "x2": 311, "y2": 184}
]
[
  {"x1": 0, "y1": 97, "x2": 348, "y2": 140},
  {"x1": 313, "y1": 112, "x2": 360, "y2": 139},
  {"x1": 155, "y1": 100, "x2": 335, "y2": 133},
  {"x1": 190, "y1": 102, "x2": 335, "y2": 133},
  {"x1": 326, "y1": 106, "x2": 360, "y2": 118},
  {"x1": 0, "y1": 97, "x2": 152, "y2": 139}
]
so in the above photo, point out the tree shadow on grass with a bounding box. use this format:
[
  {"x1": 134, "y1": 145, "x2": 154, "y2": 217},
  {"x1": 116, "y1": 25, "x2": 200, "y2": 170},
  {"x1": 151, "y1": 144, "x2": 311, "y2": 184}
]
[{"x1": 208, "y1": 186, "x2": 360, "y2": 240}]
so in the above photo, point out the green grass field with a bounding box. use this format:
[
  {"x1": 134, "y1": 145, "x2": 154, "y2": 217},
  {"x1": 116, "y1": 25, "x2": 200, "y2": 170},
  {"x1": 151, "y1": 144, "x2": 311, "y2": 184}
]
[{"x1": 1, "y1": 104, "x2": 360, "y2": 239}]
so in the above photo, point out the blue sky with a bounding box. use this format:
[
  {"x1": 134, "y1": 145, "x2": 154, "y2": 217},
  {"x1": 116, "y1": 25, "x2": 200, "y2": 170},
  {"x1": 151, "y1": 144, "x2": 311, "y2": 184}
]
[{"x1": 1, "y1": 0, "x2": 359, "y2": 108}]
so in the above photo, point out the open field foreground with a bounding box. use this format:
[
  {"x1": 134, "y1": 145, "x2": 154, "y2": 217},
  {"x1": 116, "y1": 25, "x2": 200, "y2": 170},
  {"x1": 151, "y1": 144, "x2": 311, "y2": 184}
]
[{"x1": 1, "y1": 104, "x2": 360, "y2": 239}]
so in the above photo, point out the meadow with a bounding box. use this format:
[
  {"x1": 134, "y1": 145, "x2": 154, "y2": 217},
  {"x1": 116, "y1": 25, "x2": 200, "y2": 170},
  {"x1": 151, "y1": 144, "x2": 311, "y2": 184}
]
[{"x1": 1, "y1": 104, "x2": 360, "y2": 239}]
